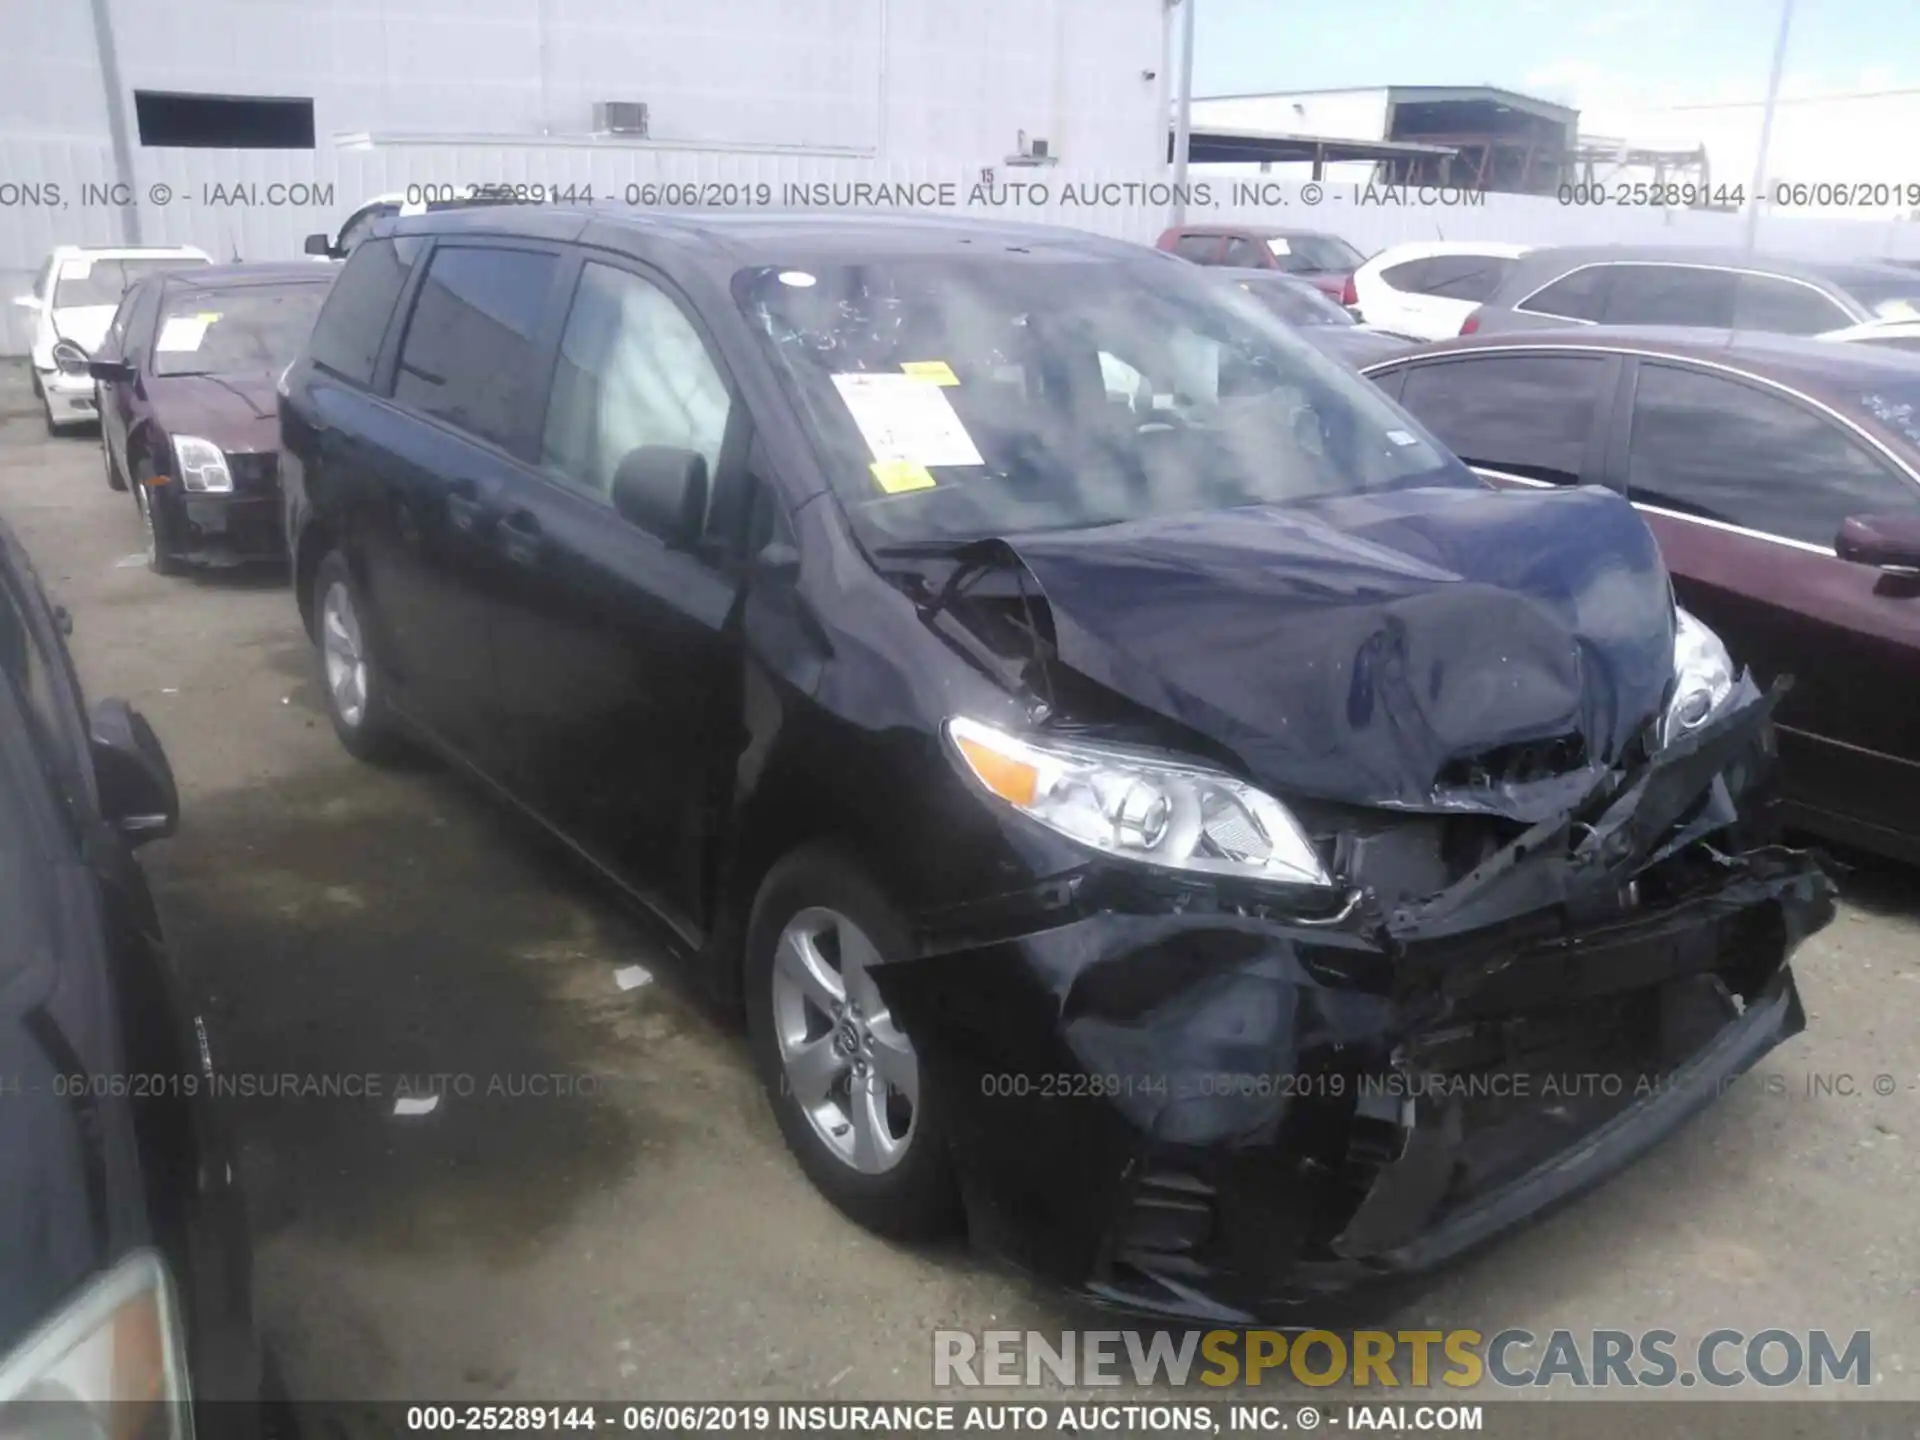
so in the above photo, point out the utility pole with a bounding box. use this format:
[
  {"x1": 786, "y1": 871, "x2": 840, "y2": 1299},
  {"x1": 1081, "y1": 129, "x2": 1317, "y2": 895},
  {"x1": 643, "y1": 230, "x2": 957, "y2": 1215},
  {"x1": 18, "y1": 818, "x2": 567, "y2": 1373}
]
[
  {"x1": 86, "y1": 0, "x2": 142, "y2": 244},
  {"x1": 1169, "y1": 0, "x2": 1196, "y2": 227},
  {"x1": 1744, "y1": 0, "x2": 1795, "y2": 251}
]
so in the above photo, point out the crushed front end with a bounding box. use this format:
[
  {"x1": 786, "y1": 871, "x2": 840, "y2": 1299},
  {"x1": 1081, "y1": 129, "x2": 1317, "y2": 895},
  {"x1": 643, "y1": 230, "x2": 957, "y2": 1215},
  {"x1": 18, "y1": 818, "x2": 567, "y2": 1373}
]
[
  {"x1": 866, "y1": 493, "x2": 1836, "y2": 1322},
  {"x1": 885, "y1": 680, "x2": 1830, "y2": 1320}
]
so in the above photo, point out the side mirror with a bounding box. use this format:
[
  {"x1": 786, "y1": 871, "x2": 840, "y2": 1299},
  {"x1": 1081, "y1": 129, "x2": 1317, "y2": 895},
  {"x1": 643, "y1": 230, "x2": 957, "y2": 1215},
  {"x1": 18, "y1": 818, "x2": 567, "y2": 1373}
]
[
  {"x1": 13, "y1": 294, "x2": 41, "y2": 311},
  {"x1": 88, "y1": 698, "x2": 178, "y2": 846},
  {"x1": 88, "y1": 359, "x2": 133, "y2": 384},
  {"x1": 303, "y1": 232, "x2": 336, "y2": 258},
  {"x1": 1837, "y1": 514, "x2": 1920, "y2": 573},
  {"x1": 611, "y1": 446, "x2": 708, "y2": 548}
]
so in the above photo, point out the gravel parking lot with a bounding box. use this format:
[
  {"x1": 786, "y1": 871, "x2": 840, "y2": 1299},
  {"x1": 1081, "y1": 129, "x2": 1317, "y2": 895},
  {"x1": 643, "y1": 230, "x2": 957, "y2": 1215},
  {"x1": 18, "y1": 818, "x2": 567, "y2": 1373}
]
[{"x1": 1, "y1": 364, "x2": 1915, "y2": 1404}]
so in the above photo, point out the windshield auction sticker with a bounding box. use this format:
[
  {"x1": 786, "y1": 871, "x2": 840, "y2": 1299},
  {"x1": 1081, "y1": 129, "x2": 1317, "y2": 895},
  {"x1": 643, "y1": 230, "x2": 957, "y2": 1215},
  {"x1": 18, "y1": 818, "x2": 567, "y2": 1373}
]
[
  {"x1": 156, "y1": 315, "x2": 213, "y2": 351},
  {"x1": 831, "y1": 372, "x2": 984, "y2": 473}
]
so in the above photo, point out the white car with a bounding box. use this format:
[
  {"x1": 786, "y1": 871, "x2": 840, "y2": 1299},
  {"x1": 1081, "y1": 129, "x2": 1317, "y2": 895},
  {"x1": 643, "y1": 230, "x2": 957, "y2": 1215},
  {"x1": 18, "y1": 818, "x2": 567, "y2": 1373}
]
[
  {"x1": 1348, "y1": 240, "x2": 1533, "y2": 341},
  {"x1": 305, "y1": 186, "x2": 533, "y2": 259},
  {"x1": 15, "y1": 244, "x2": 212, "y2": 433},
  {"x1": 1817, "y1": 318, "x2": 1920, "y2": 352}
]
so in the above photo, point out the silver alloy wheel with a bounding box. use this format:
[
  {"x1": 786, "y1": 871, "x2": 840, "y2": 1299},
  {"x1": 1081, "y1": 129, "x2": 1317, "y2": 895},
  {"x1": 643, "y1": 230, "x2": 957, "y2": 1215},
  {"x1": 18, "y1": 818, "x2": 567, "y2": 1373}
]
[
  {"x1": 771, "y1": 906, "x2": 919, "y2": 1174},
  {"x1": 320, "y1": 579, "x2": 368, "y2": 729},
  {"x1": 135, "y1": 483, "x2": 156, "y2": 564}
]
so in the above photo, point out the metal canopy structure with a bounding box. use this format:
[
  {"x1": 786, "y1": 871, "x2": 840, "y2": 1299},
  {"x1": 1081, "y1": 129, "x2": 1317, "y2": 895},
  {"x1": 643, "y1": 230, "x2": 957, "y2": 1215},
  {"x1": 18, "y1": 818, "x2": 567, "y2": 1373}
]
[{"x1": 1173, "y1": 125, "x2": 1461, "y2": 175}]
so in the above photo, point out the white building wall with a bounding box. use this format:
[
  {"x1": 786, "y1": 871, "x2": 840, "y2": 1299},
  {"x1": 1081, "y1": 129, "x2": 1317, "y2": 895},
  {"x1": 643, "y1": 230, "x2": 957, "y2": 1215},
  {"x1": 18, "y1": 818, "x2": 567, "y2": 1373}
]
[{"x1": 0, "y1": 0, "x2": 1170, "y2": 353}]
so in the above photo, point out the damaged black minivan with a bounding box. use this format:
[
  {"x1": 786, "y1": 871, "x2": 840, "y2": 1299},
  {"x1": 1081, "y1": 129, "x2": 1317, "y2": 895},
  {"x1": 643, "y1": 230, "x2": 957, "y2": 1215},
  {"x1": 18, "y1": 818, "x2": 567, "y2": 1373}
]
[{"x1": 280, "y1": 209, "x2": 1834, "y2": 1320}]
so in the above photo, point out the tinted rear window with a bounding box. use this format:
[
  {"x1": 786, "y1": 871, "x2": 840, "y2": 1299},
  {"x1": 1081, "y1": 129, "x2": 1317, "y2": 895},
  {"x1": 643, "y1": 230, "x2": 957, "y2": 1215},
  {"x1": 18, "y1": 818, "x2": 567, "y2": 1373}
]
[
  {"x1": 306, "y1": 236, "x2": 423, "y2": 386},
  {"x1": 392, "y1": 245, "x2": 559, "y2": 450}
]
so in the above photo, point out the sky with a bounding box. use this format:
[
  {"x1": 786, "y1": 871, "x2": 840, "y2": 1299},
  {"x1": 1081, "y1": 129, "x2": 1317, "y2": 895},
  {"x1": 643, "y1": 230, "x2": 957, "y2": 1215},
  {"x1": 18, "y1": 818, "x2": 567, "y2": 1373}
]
[{"x1": 1190, "y1": 0, "x2": 1920, "y2": 193}]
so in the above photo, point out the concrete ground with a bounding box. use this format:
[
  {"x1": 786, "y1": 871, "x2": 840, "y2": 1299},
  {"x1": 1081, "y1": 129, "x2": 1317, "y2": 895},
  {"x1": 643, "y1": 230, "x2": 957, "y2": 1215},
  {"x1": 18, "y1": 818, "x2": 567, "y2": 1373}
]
[{"x1": 0, "y1": 365, "x2": 1914, "y2": 1404}]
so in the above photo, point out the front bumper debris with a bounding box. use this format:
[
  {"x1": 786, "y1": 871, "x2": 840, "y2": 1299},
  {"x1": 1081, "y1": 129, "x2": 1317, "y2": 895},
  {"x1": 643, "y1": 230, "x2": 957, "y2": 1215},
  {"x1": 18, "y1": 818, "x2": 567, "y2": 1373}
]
[{"x1": 876, "y1": 678, "x2": 1836, "y2": 1321}]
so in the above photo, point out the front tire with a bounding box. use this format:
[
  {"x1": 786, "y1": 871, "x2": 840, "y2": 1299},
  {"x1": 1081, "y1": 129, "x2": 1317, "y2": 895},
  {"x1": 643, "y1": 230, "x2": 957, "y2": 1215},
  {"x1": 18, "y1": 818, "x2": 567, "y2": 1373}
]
[
  {"x1": 133, "y1": 479, "x2": 183, "y2": 576},
  {"x1": 311, "y1": 550, "x2": 407, "y2": 764},
  {"x1": 745, "y1": 846, "x2": 959, "y2": 1240}
]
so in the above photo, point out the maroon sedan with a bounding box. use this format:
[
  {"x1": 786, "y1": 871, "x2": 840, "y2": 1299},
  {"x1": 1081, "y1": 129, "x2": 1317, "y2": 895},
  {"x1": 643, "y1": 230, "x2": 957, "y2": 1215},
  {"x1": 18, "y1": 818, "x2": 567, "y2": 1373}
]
[
  {"x1": 88, "y1": 262, "x2": 335, "y2": 575},
  {"x1": 1361, "y1": 327, "x2": 1920, "y2": 862},
  {"x1": 1155, "y1": 224, "x2": 1366, "y2": 304}
]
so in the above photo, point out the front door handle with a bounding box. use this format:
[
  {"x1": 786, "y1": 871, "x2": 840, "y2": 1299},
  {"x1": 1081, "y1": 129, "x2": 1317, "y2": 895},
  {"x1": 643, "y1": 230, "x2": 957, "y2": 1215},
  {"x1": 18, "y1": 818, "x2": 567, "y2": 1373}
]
[
  {"x1": 446, "y1": 480, "x2": 488, "y2": 533},
  {"x1": 499, "y1": 508, "x2": 544, "y2": 567}
]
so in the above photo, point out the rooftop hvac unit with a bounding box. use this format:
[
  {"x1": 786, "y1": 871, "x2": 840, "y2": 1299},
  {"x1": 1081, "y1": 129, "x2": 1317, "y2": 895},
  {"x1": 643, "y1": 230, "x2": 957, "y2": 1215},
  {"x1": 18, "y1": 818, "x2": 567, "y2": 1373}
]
[
  {"x1": 593, "y1": 101, "x2": 650, "y2": 137},
  {"x1": 1006, "y1": 130, "x2": 1057, "y2": 167}
]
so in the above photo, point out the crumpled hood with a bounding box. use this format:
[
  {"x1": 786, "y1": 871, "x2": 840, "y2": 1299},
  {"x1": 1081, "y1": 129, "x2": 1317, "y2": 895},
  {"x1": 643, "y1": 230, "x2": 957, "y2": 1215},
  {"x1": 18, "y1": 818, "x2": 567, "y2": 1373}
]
[{"x1": 1003, "y1": 484, "x2": 1677, "y2": 816}]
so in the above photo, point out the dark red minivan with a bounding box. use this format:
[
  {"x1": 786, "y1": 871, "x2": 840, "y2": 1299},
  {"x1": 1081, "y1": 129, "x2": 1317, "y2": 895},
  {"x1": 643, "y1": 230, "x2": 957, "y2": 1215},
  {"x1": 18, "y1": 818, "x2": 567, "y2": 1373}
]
[{"x1": 1364, "y1": 327, "x2": 1920, "y2": 863}]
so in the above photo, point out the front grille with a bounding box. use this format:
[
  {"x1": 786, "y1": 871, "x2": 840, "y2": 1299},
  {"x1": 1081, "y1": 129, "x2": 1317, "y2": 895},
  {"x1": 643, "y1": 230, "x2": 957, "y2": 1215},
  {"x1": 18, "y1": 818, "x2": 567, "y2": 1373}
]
[
  {"x1": 1436, "y1": 732, "x2": 1588, "y2": 792},
  {"x1": 227, "y1": 451, "x2": 280, "y2": 495}
]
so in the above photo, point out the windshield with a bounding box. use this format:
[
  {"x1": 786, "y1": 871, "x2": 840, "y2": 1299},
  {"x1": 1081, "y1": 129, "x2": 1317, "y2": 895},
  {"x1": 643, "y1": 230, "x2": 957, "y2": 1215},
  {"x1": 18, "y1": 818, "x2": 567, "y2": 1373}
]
[
  {"x1": 1851, "y1": 380, "x2": 1920, "y2": 449},
  {"x1": 52, "y1": 256, "x2": 205, "y2": 308},
  {"x1": 1236, "y1": 275, "x2": 1354, "y2": 327},
  {"x1": 153, "y1": 283, "x2": 330, "y2": 377},
  {"x1": 1843, "y1": 276, "x2": 1920, "y2": 320},
  {"x1": 1268, "y1": 234, "x2": 1365, "y2": 274},
  {"x1": 735, "y1": 255, "x2": 1466, "y2": 546}
]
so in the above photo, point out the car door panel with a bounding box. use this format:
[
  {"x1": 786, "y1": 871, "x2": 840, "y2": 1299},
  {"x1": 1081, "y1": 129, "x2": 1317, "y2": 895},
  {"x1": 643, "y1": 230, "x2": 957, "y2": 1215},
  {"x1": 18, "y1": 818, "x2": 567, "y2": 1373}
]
[
  {"x1": 487, "y1": 254, "x2": 746, "y2": 925},
  {"x1": 346, "y1": 239, "x2": 570, "y2": 772},
  {"x1": 1617, "y1": 358, "x2": 1920, "y2": 849}
]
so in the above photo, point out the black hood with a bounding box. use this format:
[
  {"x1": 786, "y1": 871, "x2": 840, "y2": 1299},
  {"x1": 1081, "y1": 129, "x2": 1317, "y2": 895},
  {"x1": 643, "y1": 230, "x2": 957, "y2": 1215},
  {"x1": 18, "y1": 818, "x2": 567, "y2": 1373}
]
[{"x1": 1002, "y1": 484, "x2": 1676, "y2": 819}]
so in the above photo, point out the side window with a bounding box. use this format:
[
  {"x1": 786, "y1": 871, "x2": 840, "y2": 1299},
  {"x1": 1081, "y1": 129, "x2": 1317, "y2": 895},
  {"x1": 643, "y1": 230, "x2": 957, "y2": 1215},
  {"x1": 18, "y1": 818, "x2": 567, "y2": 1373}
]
[
  {"x1": 539, "y1": 261, "x2": 733, "y2": 503},
  {"x1": 1520, "y1": 265, "x2": 1611, "y2": 321},
  {"x1": 1396, "y1": 354, "x2": 1612, "y2": 484},
  {"x1": 1222, "y1": 236, "x2": 1267, "y2": 267},
  {"x1": 394, "y1": 244, "x2": 560, "y2": 451},
  {"x1": 1734, "y1": 274, "x2": 1852, "y2": 336},
  {"x1": 1421, "y1": 255, "x2": 1512, "y2": 302},
  {"x1": 1626, "y1": 363, "x2": 1920, "y2": 545},
  {"x1": 306, "y1": 235, "x2": 424, "y2": 386},
  {"x1": 1172, "y1": 233, "x2": 1223, "y2": 264},
  {"x1": 0, "y1": 569, "x2": 85, "y2": 827},
  {"x1": 1601, "y1": 265, "x2": 1736, "y2": 327},
  {"x1": 1378, "y1": 258, "x2": 1430, "y2": 293}
]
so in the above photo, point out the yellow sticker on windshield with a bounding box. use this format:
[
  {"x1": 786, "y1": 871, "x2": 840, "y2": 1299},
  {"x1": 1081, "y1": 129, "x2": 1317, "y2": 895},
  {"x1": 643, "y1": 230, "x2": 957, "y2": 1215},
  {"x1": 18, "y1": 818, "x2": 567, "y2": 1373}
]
[
  {"x1": 901, "y1": 360, "x2": 960, "y2": 386},
  {"x1": 870, "y1": 459, "x2": 937, "y2": 494},
  {"x1": 196, "y1": 311, "x2": 221, "y2": 323}
]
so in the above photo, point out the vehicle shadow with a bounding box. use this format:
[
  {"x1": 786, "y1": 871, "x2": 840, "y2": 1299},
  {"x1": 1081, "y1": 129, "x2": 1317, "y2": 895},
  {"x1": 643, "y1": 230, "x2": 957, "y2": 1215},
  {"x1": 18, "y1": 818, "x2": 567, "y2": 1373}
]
[{"x1": 1789, "y1": 832, "x2": 1920, "y2": 923}]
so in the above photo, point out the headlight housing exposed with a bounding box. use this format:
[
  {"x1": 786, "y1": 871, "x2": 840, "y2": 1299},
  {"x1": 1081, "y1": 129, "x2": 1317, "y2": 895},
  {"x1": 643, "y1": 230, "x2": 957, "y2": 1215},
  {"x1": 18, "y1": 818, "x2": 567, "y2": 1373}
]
[
  {"x1": 50, "y1": 339, "x2": 90, "y2": 377},
  {"x1": 172, "y1": 434, "x2": 232, "y2": 493},
  {"x1": 945, "y1": 716, "x2": 1332, "y2": 888},
  {"x1": 1662, "y1": 607, "x2": 1735, "y2": 746},
  {"x1": 0, "y1": 1249, "x2": 191, "y2": 1429}
]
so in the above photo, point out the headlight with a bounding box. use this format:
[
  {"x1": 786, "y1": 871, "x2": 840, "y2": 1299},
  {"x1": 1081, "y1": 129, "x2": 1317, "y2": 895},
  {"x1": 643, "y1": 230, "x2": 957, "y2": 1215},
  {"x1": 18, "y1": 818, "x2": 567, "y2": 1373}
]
[
  {"x1": 0, "y1": 1250, "x2": 191, "y2": 1430},
  {"x1": 172, "y1": 435, "x2": 231, "y2": 493},
  {"x1": 1662, "y1": 607, "x2": 1735, "y2": 745},
  {"x1": 51, "y1": 340, "x2": 90, "y2": 376},
  {"x1": 945, "y1": 716, "x2": 1332, "y2": 888}
]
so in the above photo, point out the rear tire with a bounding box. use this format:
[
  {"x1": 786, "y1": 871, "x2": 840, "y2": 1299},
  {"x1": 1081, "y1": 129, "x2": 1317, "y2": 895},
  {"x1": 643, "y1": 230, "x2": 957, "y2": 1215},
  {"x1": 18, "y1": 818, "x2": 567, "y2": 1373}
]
[
  {"x1": 311, "y1": 550, "x2": 407, "y2": 764},
  {"x1": 744, "y1": 846, "x2": 959, "y2": 1240},
  {"x1": 104, "y1": 433, "x2": 127, "y2": 492}
]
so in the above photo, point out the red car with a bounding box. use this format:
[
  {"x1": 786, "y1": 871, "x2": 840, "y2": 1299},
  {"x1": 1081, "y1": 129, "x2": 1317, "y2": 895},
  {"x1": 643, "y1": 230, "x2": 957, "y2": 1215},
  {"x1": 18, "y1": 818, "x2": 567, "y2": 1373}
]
[
  {"x1": 1363, "y1": 327, "x2": 1920, "y2": 862},
  {"x1": 87, "y1": 262, "x2": 335, "y2": 574},
  {"x1": 1155, "y1": 224, "x2": 1366, "y2": 305}
]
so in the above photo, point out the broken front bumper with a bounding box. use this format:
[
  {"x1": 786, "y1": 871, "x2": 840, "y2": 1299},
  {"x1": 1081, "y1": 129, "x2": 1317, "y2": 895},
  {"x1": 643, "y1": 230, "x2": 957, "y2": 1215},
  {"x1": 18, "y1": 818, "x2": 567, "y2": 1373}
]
[{"x1": 879, "y1": 682, "x2": 1835, "y2": 1322}]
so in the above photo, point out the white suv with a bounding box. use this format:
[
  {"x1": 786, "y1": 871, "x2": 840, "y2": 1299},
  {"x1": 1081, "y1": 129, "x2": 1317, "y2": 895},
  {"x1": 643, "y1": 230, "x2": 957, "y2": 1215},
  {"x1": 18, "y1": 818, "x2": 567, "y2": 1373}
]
[
  {"x1": 15, "y1": 244, "x2": 211, "y2": 433},
  {"x1": 1349, "y1": 240, "x2": 1532, "y2": 341}
]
